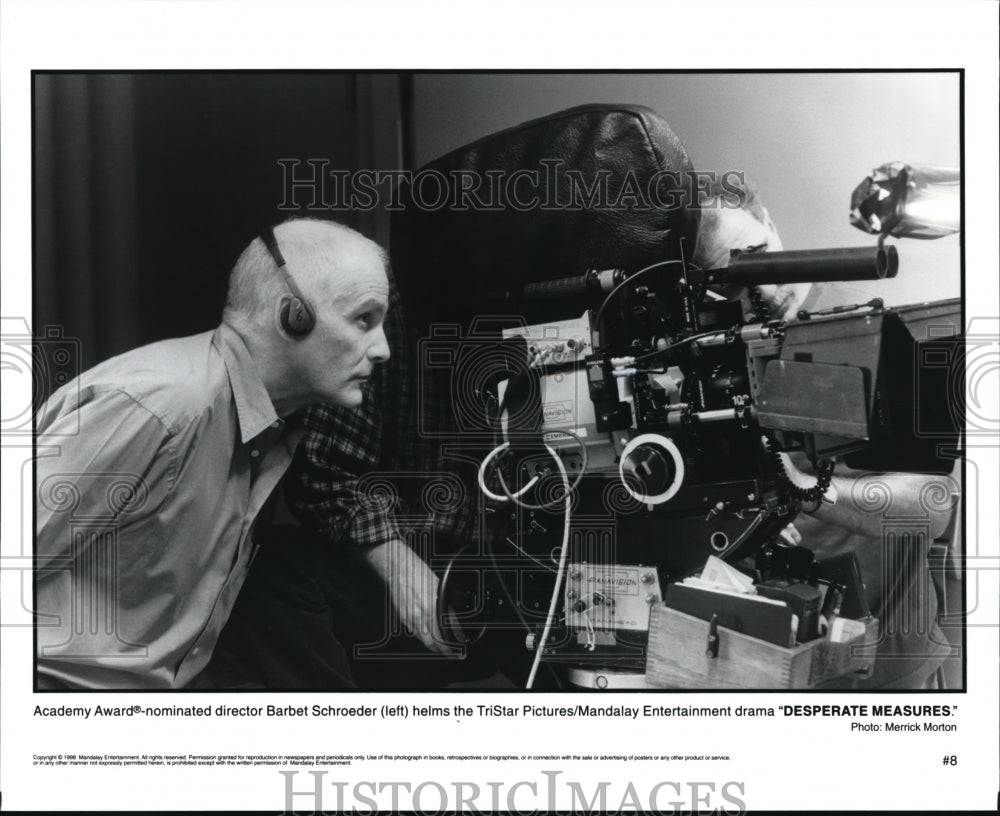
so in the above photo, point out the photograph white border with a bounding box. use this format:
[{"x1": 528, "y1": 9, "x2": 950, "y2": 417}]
[{"x1": 2, "y1": 1, "x2": 997, "y2": 812}]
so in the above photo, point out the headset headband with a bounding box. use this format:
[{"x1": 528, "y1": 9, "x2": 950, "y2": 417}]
[{"x1": 261, "y1": 225, "x2": 315, "y2": 335}]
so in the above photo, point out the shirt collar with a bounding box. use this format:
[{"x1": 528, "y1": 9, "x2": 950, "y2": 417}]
[{"x1": 213, "y1": 323, "x2": 281, "y2": 444}]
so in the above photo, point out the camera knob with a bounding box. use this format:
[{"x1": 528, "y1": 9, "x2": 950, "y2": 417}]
[
  {"x1": 617, "y1": 434, "x2": 686, "y2": 506},
  {"x1": 621, "y1": 444, "x2": 675, "y2": 496}
]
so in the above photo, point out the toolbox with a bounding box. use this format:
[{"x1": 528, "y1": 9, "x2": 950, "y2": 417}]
[{"x1": 644, "y1": 605, "x2": 878, "y2": 689}]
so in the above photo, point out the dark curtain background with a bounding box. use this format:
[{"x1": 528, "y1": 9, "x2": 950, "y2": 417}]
[
  {"x1": 34, "y1": 74, "x2": 139, "y2": 375},
  {"x1": 33, "y1": 72, "x2": 402, "y2": 396}
]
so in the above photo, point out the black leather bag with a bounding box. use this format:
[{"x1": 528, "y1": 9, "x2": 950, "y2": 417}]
[{"x1": 390, "y1": 103, "x2": 698, "y2": 327}]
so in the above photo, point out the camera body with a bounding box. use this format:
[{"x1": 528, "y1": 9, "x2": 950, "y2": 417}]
[
  {"x1": 454, "y1": 249, "x2": 961, "y2": 678},
  {"x1": 388, "y1": 104, "x2": 962, "y2": 685}
]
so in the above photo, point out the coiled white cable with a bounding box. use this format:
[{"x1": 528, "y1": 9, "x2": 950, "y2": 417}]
[{"x1": 476, "y1": 442, "x2": 539, "y2": 501}]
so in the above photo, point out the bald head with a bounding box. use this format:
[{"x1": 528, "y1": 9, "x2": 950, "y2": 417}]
[
  {"x1": 223, "y1": 218, "x2": 391, "y2": 414},
  {"x1": 692, "y1": 178, "x2": 783, "y2": 271},
  {"x1": 692, "y1": 177, "x2": 811, "y2": 320},
  {"x1": 222, "y1": 218, "x2": 387, "y2": 335}
]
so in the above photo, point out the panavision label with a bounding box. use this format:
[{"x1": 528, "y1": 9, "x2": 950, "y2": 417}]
[
  {"x1": 585, "y1": 572, "x2": 640, "y2": 596},
  {"x1": 543, "y1": 401, "x2": 575, "y2": 423}
]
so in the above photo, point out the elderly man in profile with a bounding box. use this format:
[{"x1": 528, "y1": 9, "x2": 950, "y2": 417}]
[{"x1": 35, "y1": 217, "x2": 391, "y2": 689}]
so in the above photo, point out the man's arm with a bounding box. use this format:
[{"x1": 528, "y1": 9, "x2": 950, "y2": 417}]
[
  {"x1": 36, "y1": 387, "x2": 173, "y2": 561},
  {"x1": 35, "y1": 388, "x2": 175, "y2": 687},
  {"x1": 285, "y1": 281, "x2": 451, "y2": 655},
  {"x1": 805, "y1": 470, "x2": 958, "y2": 541},
  {"x1": 286, "y1": 399, "x2": 450, "y2": 655},
  {"x1": 783, "y1": 452, "x2": 959, "y2": 541}
]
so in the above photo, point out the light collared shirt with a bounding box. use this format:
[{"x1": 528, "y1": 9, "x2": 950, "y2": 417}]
[{"x1": 35, "y1": 324, "x2": 304, "y2": 689}]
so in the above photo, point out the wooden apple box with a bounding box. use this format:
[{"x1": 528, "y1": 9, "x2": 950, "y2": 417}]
[{"x1": 645, "y1": 605, "x2": 878, "y2": 689}]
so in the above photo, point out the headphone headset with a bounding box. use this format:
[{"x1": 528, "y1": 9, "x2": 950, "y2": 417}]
[{"x1": 260, "y1": 226, "x2": 316, "y2": 336}]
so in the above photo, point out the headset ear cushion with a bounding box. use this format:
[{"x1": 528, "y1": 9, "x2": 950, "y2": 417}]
[{"x1": 281, "y1": 297, "x2": 314, "y2": 335}]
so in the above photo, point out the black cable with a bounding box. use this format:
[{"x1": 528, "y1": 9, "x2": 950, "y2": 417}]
[
  {"x1": 764, "y1": 436, "x2": 835, "y2": 503},
  {"x1": 435, "y1": 539, "x2": 564, "y2": 689},
  {"x1": 436, "y1": 543, "x2": 489, "y2": 647}
]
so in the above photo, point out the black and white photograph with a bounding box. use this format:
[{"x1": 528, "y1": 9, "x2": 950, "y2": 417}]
[
  {"x1": 2, "y1": 2, "x2": 997, "y2": 813},
  {"x1": 29, "y1": 70, "x2": 966, "y2": 693}
]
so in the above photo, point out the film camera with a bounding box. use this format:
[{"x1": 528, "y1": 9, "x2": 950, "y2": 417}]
[{"x1": 390, "y1": 105, "x2": 962, "y2": 688}]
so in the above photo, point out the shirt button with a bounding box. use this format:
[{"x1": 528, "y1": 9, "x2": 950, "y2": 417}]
[
  {"x1": 250, "y1": 449, "x2": 260, "y2": 458},
  {"x1": 271, "y1": 421, "x2": 281, "y2": 429}
]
